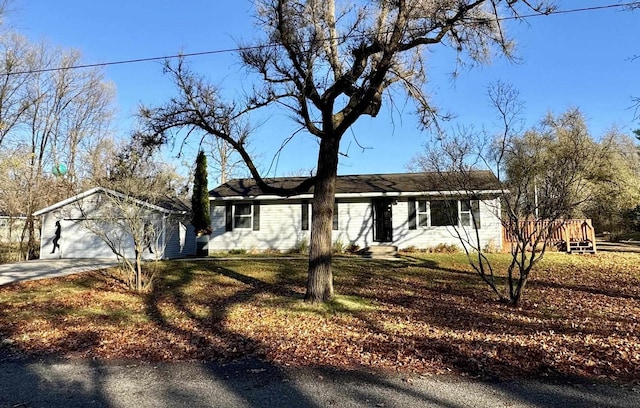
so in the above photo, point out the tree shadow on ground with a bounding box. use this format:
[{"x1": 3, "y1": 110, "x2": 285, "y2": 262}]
[
  {"x1": 326, "y1": 257, "x2": 640, "y2": 382},
  {"x1": 1, "y1": 258, "x2": 639, "y2": 406},
  {"x1": 531, "y1": 279, "x2": 640, "y2": 301},
  {"x1": 1, "y1": 354, "x2": 637, "y2": 407},
  {"x1": 142, "y1": 261, "x2": 319, "y2": 407}
]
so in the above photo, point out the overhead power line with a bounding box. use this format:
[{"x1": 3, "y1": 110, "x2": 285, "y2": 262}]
[{"x1": 3, "y1": 1, "x2": 639, "y2": 77}]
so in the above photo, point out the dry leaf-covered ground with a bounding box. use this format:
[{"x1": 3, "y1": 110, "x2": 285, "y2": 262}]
[{"x1": 0, "y1": 252, "x2": 638, "y2": 383}]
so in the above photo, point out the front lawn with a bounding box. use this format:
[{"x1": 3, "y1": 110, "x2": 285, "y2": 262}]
[{"x1": 0, "y1": 253, "x2": 638, "y2": 383}]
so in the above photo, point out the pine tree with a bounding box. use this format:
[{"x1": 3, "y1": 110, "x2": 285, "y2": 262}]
[{"x1": 192, "y1": 150, "x2": 211, "y2": 235}]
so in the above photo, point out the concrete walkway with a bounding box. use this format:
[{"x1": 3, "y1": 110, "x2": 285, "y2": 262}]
[{"x1": 0, "y1": 258, "x2": 118, "y2": 286}]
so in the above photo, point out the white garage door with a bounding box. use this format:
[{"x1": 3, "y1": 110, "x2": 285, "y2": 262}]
[{"x1": 44, "y1": 219, "x2": 135, "y2": 260}]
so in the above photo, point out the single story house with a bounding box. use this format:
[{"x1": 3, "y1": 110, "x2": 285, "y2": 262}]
[
  {"x1": 207, "y1": 171, "x2": 504, "y2": 253},
  {"x1": 34, "y1": 187, "x2": 196, "y2": 260}
]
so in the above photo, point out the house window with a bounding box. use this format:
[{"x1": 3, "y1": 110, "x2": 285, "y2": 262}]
[
  {"x1": 417, "y1": 201, "x2": 429, "y2": 227},
  {"x1": 234, "y1": 203, "x2": 252, "y2": 229},
  {"x1": 301, "y1": 200, "x2": 310, "y2": 230},
  {"x1": 460, "y1": 200, "x2": 481, "y2": 228},
  {"x1": 225, "y1": 202, "x2": 260, "y2": 231},
  {"x1": 413, "y1": 199, "x2": 481, "y2": 228},
  {"x1": 460, "y1": 200, "x2": 472, "y2": 227},
  {"x1": 302, "y1": 201, "x2": 337, "y2": 230},
  {"x1": 430, "y1": 200, "x2": 458, "y2": 226}
]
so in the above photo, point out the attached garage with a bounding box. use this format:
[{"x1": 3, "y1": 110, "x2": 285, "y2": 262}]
[{"x1": 34, "y1": 187, "x2": 196, "y2": 260}]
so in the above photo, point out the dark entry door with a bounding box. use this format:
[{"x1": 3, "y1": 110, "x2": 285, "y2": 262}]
[{"x1": 373, "y1": 198, "x2": 393, "y2": 242}]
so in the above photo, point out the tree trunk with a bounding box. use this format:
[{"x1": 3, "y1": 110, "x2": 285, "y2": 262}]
[
  {"x1": 305, "y1": 136, "x2": 340, "y2": 303},
  {"x1": 25, "y1": 213, "x2": 38, "y2": 260},
  {"x1": 135, "y1": 250, "x2": 143, "y2": 292},
  {"x1": 511, "y1": 271, "x2": 530, "y2": 307}
]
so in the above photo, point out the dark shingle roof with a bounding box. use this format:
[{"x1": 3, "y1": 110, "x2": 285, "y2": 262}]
[
  {"x1": 210, "y1": 171, "x2": 501, "y2": 198},
  {"x1": 153, "y1": 196, "x2": 191, "y2": 213}
]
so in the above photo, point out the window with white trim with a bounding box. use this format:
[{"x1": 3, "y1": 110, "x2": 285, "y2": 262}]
[
  {"x1": 225, "y1": 202, "x2": 260, "y2": 231},
  {"x1": 411, "y1": 199, "x2": 482, "y2": 229},
  {"x1": 234, "y1": 203, "x2": 253, "y2": 229},
  {"x1": 417, "y1": 200, "x2": 429, "y2": 227},
  {"x1": 301, "y1": 201, "x2": 338, "y2": 230},
  {"x1": 459, "y1": 200, "x2": 481, "y2": 228},
  {"x1": 460, "y1": 200, "x2": 472, "y2": 227}
]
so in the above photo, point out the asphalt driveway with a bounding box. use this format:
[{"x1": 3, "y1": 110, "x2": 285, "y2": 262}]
[{"x1": 0, "y1": 258, "x2": 118, "y2": 286}]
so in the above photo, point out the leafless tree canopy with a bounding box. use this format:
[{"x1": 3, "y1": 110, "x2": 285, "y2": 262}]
[
  {"x1": 411, "y1": 80, "x2": 640, "y2": 306},
  {"x1": 142, "y1": 0, "x2": 555, "y2": 303},
  {"x1": 0, "y1": 32, "x2": 115, "y2": 258}
]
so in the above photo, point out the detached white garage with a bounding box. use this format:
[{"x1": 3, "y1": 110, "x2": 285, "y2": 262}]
[{"x1": 34, "y1": 187, "x2": 196, "y2": 260}]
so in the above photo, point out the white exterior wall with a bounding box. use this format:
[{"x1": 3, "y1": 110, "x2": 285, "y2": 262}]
[
  {"x1": 390, "y1": 197, "x2": 502, "y2": 250},
  {"x1": 209, "y1": 201, "x2": 309, "y2": 252},
  {"x1": 208, "y1": 196, "x2": 503, "y2": 252},
  {"x1": 39, "y1": 193, "x2": 192, "y2": 260},
  {"x1": 163, "y1": 219, "x2": 197, "y2": 259},
  {"x1": 332, "y1": 199, "x2": 373, "y2": 247}
]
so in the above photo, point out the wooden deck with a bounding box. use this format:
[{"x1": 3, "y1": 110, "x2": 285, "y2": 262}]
[{"x1": 502, "y1": 219, "x2": 596, "y2": 254}]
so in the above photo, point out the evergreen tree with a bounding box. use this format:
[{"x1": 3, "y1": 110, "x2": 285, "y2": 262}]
[{"x1": 192, "y1": 150, "x2": 211, "y2": 235}]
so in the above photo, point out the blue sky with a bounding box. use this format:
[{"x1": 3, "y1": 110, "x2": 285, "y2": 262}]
[{"x1": 11, "y1": 1, "x2": 640, "y2": 181}]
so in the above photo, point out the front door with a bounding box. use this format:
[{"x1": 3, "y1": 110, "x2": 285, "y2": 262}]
[{"x1": 373, "y1": 198, "x2": 393, "y2": 242}]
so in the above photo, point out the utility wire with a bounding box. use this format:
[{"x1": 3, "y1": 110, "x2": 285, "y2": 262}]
[{"x1": 3, "y1": 1, "x2": 639, "y2": 76}]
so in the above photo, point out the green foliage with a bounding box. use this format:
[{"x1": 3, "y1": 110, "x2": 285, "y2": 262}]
[
  {"x1": 332, "y1": 239, "x2": 345, "y2": 254},
  {"x1": 290, "y1": 238, "x2": 309, "y2": 254},
  {"x1": 505, "y1": 109, "x2": 601, "y2": 219},
  {"x1": 228, "y1": 248, "x2": 247, "y2": 255},
  {"x1": 191, "y1": 150, "x2": 211, "y2": 235},
  {"x1": 504, "y1": 110, "x2": 640, "y2": 235},
  {"x1": 625, "y1": 205, "x2": 640, "y2": 233},
  {"x1": 581, "y1": 131, "x2": 640, "y2": 234}
]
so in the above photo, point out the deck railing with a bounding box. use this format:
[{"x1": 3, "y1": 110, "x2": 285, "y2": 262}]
[{"x1": 502, "y1": 219, "x2": 596, "y2": 253}]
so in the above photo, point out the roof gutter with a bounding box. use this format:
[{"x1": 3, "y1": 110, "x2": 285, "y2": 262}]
[{"x1": 209, "y1": 189, "x2": 507, "y2": 201}]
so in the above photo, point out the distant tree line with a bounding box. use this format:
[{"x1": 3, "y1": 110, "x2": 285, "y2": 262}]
[{"x1": 0, "y1": 15, "x2": 183, "y2": 259}]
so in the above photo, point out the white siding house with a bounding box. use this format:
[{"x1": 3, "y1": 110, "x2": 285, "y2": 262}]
[
  {"x1": 207, "y1": 172, "x2": 504, "y2": 253},
  {"x1": 34, "y1": 187, "x2": 196, "y2": 260}
]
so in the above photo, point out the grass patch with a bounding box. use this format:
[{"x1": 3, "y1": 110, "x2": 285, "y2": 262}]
[
  {"x1": 0, "y1": 253, "x2": 639, "y2": 383},
  {"x1": 328, "y1": 294, "x2": 377, "y2": 313}
]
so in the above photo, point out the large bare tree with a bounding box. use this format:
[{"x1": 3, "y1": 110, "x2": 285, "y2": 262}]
[{"x1": 142, "y1": 0, "x2": 554, "y2": 303}]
